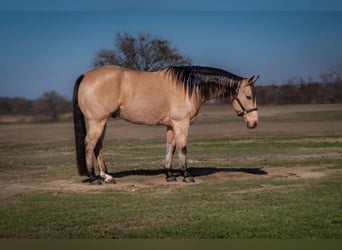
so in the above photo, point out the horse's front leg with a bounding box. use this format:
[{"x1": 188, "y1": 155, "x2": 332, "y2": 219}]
[
  {"x1": 165, "y1": 126, "x2": 177, "y2": 182},
  {"x1": 174, "y1": 121, "x2": 195, "y2": 183}
]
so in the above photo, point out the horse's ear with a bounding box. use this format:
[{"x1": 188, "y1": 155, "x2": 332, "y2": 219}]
[{"x1": 248, "y1": 75, "x2": 259, "y2": 85}]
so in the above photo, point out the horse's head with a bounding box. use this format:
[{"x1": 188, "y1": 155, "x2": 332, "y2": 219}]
[{"x1": 230, "y1": 75, "x2": 259, "y2": 129}]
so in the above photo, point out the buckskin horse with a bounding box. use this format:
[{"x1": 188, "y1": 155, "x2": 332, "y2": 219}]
[{"x1": 73, "y1": 65, "x2": 259, "y2": 184}]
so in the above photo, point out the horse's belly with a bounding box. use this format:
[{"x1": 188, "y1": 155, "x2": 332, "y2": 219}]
[{"x1": 119, "y1": 104, "x2": 170, "y2": 126}]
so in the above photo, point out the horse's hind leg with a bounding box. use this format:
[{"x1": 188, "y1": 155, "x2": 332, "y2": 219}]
[
  {"x1": 94, "y1": 124, "x2": 115, "y2": 184},
  {"x1": 85, "y1": 119, "x2": 108, "y2": 184}
]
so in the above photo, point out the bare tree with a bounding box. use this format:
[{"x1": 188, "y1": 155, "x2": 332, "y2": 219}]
[
  {"x1": 93, "y1": 32, "x2": 191, "y2": 71},
  {"x1": 321, "y1": 63, "x2": 342, "y2": 83}
]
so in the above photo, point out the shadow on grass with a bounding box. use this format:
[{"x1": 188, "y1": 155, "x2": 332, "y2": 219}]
[{"x1": 110, "y1": 166, "x2": 268, "y2": 179}]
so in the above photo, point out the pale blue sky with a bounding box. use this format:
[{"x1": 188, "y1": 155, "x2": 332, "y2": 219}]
[{"x1": 1, "y1": 1, "x2": 342, "y2": 99}]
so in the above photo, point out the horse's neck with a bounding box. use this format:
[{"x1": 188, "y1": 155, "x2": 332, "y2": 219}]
[{"x1": 198, "y1": 79, "x2": 233, "y2": 104}]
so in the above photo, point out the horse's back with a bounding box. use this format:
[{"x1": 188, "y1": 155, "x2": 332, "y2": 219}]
[{"x1": 81, "y1": 65, "x2": 125, "y2": 90}]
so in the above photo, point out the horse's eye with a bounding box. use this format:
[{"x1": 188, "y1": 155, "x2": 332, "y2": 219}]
[{"x1": 246, "y1": 95, "x2": 252, "y2": 100}]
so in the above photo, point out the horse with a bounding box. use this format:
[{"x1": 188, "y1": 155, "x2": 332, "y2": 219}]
[{"x1": 73, "y1": 65, "x2": 259, "y2": 184}]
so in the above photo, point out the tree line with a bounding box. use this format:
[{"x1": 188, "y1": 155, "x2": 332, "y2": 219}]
[
  {"x1": 1, "y1": 80, "x2": 341, "y2": 122},
  {"x1": 0, "y1": 91, "x2": 71, "y2": 122},
  {"x1": 256, "y1": 81, "x2": 342, "y2": 105}
]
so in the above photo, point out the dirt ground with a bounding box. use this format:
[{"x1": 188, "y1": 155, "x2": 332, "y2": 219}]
[
  {"x1": 0, "y1": 165, "x2": 329, "y2": 198},
  {"x1": 0, "y1": 104, "x2": 341, "y2": 197}
]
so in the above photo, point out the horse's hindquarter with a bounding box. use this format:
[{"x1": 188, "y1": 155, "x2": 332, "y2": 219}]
[{"x1": 78, "y1": 66, "x2": 124, "y2": 121}]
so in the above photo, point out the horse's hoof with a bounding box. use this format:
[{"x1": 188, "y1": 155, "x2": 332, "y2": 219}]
[
  {"x1": 104, "y1": 178, "x2": 116, "y2": 184},
  {"x1": 166, "y1": 175, "x2": 177, "y2": 182},
  {"x1": 88, "y1": 176, "x2": 102, "y2": 185},
  {"x1": 89, "y1": 178, "x2": 102, "y2": 185},
  {"x1": 83, "y1": 176, "x2": 102, "y2": 185},
  {"x1": 183, "y1": 176, "x2": 195, "y2": 183}
]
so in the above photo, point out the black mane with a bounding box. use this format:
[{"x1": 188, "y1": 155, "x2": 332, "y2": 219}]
[{"x1": 166, "y1": 66, "x2": 243, "y2": 101}]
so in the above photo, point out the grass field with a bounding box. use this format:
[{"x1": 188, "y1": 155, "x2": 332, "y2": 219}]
[{"x1": 0, "y1": 104, "x2": 341, "y2": 239}]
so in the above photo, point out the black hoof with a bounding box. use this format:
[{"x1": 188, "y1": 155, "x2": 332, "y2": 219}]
[
  {"x1": 165, "y1": 170, "x2": 177, "y2": 182},
  {"x1": 82, "y1": 176, "x2": 103, "y2": 185},
  {"x1": 183, "y1": 176, "x2": 195, "y2": 183},
  {"x1": 166, "y1": 175, "x2": 177, "y2": 182},
  {"x1": 90, "y1": 178, "x2": 103, "y2": 185}
]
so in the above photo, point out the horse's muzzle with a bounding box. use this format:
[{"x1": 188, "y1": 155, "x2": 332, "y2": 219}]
[{"x1": 247, "y1": 120, "x2": 258, "y2": 129}]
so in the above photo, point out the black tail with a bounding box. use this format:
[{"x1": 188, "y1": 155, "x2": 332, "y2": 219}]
[{"x1": 73, "y1": 75, "x2": 88, "y2": 176}]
